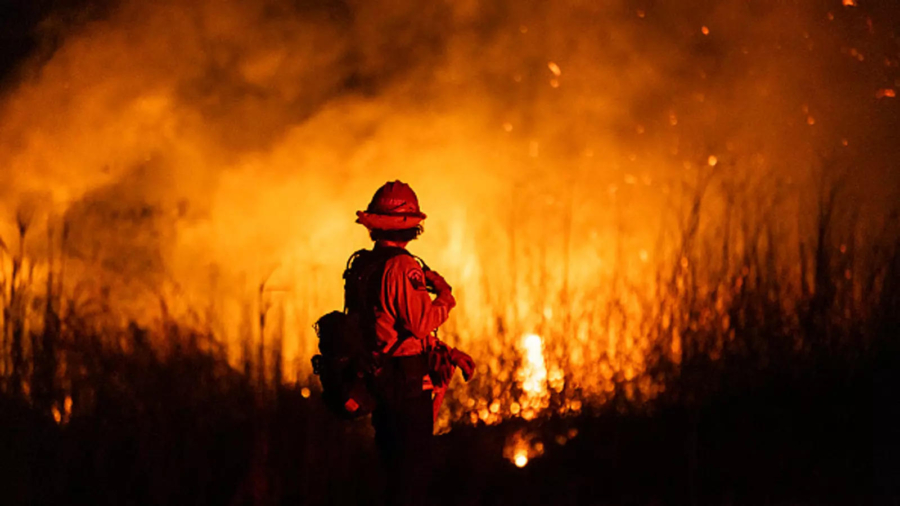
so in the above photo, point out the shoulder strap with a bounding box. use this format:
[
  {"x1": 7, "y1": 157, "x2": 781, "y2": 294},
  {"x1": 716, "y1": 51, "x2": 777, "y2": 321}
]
[{"x1": 343, "y1": 247, "x2": 413, "y2": 314}]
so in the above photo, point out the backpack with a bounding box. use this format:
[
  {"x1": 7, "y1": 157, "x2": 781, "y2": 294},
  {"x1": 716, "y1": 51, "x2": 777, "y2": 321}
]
[{"x1": 311, "y1": 247, "x2": 411, "y2": 419}]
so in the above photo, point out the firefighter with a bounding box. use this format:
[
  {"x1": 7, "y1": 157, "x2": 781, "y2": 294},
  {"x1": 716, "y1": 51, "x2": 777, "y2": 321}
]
[{"x1": 352, "y1": 180, "x2": 475, "y2": 506}]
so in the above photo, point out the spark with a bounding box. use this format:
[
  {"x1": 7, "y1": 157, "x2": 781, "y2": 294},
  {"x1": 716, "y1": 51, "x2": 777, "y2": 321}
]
[
  {"x1": 701, "y1": 26, "x2": 710, "y2": 35},
  {"x1": 708, "y1": 155, "x2": 718, "y2": 166},
  {"x1": 301, "y1": 387, "x2": 311, "y2": 398},
  {"x1": 876, "y1": 89, "x2": 896, "y2": 98},
  {"x1": 548, "y1": 61, "x2": 562, "y2": 77},
  {"x1": 843, "y1": 0, "x2": 856, "y2": 6}
]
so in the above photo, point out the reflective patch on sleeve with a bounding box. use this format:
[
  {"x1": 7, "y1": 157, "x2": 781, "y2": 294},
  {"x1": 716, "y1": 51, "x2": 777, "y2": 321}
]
[{"x1": 407, "y1": 268, "x2": 428, "y2": 291}]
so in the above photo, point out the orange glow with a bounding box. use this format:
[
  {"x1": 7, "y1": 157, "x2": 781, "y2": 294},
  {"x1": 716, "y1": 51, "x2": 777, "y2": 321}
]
[{"x1": 0, "y1": 0, "x2": 895, "y2": 434}]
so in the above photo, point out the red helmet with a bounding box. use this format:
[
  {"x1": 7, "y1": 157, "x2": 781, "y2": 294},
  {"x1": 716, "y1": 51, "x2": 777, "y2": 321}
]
[{"x1": 356, "y1": 181, "x2": 427, "y2": 230}]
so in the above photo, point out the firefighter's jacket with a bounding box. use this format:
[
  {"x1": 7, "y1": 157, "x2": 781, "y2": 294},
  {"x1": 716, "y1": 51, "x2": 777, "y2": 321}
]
[{"x1": 375, "y1": 253, "x2": 456, "y2": 357}]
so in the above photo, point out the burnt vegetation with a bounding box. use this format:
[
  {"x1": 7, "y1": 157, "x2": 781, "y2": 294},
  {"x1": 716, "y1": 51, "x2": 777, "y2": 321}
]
[{"x1": 0, "y1": 183, "x2": 897, "y2": 506}]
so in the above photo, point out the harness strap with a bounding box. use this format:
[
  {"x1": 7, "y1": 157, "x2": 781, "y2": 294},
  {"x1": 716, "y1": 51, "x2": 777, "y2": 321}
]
[{"x1": 343, "y1": 247, "x2": 415, "y2": 350}]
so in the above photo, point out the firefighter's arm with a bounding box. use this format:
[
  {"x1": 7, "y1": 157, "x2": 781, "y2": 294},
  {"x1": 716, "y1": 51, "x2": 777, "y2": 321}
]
[
  {"x1": 424, "y1": 270, "x2": 456, "y2": 309},
  {"x1": 384, "y1": 256, "x2": 454, "y2": 340}
]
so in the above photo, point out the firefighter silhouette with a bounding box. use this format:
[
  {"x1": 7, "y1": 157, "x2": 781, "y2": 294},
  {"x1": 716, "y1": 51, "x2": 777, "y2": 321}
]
[{"x1": 350, "y1": 181, "x2": 475, "y2": 505}]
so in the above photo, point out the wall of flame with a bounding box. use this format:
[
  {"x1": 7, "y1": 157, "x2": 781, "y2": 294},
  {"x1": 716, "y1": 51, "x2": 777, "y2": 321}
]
[{"x1": 0, "y1": 0, "x2": 897, "y2": 425}]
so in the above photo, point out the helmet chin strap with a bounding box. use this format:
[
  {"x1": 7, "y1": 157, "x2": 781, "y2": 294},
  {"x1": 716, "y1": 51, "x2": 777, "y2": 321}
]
[{"x1": 375, "y1": 239, "x2": 409, "y2": 249}]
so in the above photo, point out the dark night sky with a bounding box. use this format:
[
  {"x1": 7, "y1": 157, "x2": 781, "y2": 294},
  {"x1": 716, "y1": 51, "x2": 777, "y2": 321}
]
[{"x1": 0, "y1": 0, "x2": 114, "y2": 88}]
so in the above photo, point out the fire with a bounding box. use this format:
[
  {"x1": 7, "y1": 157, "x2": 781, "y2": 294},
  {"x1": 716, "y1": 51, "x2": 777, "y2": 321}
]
[
  {"x1": 0, "y1": 0, "x2": 897, "y2": 433},
  {"x1": 517, "y1": 334, "x2": 549, "y2": 420},
  {"x1": 504, "y1": 429, "x2": 545, "y2": 468},
  {"x1": 514, "y1": 452, "x2": 528, "y2": 468}
]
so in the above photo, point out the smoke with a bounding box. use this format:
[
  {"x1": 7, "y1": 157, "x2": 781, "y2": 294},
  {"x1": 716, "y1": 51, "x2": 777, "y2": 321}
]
[{"x1": 0, "y1": 0, "x2": 897, "y2": 380}]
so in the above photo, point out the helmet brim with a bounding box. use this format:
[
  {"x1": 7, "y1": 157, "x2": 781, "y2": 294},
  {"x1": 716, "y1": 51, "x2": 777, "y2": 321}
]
[{"x1": 356, "y1": 211, "x2": 426, "y2": 231}]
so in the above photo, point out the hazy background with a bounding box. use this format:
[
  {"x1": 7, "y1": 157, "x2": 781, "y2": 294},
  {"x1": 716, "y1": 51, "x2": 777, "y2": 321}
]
[{"x1": 0, "y1": 0, "x2": 897, "y2": 414}]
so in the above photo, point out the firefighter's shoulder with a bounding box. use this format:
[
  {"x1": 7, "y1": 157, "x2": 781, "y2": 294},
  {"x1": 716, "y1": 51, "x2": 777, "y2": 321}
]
[{"x1": 385, "y1": 254, "x2": 428, "y2": 291}]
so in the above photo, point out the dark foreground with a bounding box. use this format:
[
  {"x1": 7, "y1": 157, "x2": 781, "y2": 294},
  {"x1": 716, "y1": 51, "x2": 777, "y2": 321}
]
[{"x1": 1, "y1": 343, "x2": 896, "y2": 506}]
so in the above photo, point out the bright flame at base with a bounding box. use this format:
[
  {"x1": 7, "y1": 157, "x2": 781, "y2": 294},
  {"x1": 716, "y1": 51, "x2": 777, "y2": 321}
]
[{"x1": 517, "y1": 333, "x2": 549, "y2": 420}]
